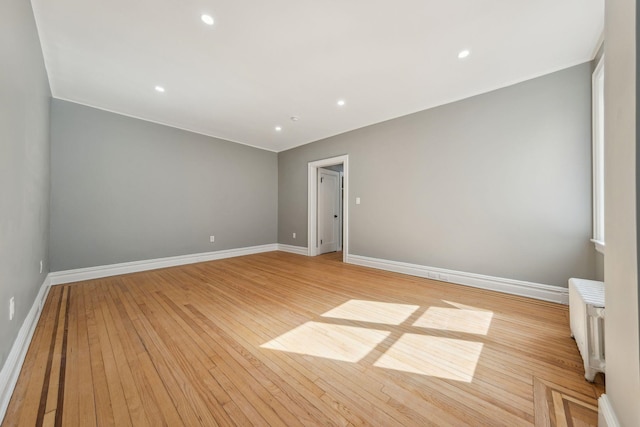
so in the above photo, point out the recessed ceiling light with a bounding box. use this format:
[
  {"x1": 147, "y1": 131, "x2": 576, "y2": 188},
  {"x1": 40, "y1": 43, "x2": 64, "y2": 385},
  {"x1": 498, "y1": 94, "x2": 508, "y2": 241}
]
[
  {"x1": 458, "y1": 49, "x2": 470, "y2": 59},
  {"x1": 275, "y1": 126, "x2": 282, "y2": 132},
  {"x1": 154, "y1": 86, "x2": 165, "y2": 93},
  {"x1": 201, "y1": 14, "x2": 214, "y2": 25},
  {"x1": 337, "y1": 99, "x2": 346, "y2": 106}
]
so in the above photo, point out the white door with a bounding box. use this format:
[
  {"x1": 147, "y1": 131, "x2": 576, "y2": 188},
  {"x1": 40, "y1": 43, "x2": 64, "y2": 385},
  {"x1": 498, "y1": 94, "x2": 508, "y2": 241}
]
[{"x1": 318, "y1": 168, "x2": 340, "y2": 254}]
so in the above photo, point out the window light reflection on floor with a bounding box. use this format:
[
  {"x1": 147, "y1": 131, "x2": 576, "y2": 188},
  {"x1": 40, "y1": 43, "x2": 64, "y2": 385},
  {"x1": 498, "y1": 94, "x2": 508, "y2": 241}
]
[
  {"x1": 321, "y1": 299, "x2": 419, "y2": 325},
  {"x1": 373, "y1": 334, "x2": 483, "y2": 382},
  {"x1": 413, "y1": 307, "x2": 494, "y2": 335},
  {"x1": 261, "y1": 299, "x2": 492, "y2": 382},
  {"x1": 260, "y1": 321, "x2": 390, "y2": 363},
  {"x1": 442, "y1": 299, "x2": 492, "y2": 312}
]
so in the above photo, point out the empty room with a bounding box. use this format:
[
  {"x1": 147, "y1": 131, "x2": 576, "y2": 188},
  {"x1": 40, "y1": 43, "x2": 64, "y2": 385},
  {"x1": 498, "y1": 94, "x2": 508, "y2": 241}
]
[{"x1": 1, "y1": 0, "x2": 639, "y2": 426}]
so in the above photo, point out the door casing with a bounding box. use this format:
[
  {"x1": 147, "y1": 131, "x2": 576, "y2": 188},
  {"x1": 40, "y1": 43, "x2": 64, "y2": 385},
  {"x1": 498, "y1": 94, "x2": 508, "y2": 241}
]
[{"x1": 307, "y1": 155, "x2": 349, "y2": 260}]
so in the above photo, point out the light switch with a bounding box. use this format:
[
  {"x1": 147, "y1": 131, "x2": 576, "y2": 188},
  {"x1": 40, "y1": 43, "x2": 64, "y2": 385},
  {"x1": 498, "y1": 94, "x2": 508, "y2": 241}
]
[{"x1": 356, "y1": 197, "x2": 361, "y2": 205}]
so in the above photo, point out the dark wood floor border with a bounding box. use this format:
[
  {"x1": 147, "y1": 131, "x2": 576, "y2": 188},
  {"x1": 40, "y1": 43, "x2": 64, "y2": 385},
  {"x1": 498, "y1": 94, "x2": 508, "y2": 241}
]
[
  {"x1": 35, "y1": 286, "x2": 70, "y2": 427},
  {"x1": 55, "y1": 286, "x2": 72, "y2": 426},
  {"x1": 36, "y1": 287, "x2": 64, "y2": 426}
]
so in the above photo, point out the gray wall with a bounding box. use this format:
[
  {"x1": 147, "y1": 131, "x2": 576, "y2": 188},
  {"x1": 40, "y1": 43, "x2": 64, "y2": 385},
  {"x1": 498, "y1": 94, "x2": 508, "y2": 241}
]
[
  {"x1": 602, "y1": 0, "x2": 640, "y2": 424},
  {"x1": 279, "y1": 63, "x2": 595, "y2": 287},
  {"x1": 50, "y1": 100, "x2": 277, "y2": 271},
  {"x1": 0, "y1": 0, "x2": 51, "y2": 370}
]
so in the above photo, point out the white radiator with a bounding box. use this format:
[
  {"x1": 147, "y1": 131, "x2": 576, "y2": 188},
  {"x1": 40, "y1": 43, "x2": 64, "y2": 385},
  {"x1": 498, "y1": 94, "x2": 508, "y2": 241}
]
[{"x1": 569, "y1": 278, "x2": 605, "y2": 382}]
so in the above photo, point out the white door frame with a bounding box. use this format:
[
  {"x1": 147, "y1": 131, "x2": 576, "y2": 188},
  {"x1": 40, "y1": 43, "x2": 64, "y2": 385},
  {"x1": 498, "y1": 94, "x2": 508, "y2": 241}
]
[{"x1": 308, "y1": 155, "x2": 349, "y2": 260}]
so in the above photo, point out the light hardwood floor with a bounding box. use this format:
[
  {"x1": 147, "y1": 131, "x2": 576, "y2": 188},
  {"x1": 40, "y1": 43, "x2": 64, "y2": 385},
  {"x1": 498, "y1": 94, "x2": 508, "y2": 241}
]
[{"x1": 3, "y1": 251, "x2": 604, "y2": 426}]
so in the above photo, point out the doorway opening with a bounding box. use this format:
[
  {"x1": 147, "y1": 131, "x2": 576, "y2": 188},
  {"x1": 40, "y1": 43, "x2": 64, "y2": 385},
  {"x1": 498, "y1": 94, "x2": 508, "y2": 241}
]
[{"x1": 307, "y1": 155, "x2": 349, "y2": 262}]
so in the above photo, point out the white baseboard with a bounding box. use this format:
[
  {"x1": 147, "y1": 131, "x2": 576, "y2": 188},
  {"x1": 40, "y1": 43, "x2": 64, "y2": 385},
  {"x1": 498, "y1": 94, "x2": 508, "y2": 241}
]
[
  {"x1": 598, "y1": 394, "x2": 620, "y2": 427},
  {"x1": 346, "y1": 254, "x2": 569, "y2": 304},
  {"x1": 49, "y1": 244, "x2": 279, "y2": 285},
  {"x1": 277, "y1": 244, "x2": 308, "y2": 256},
  {"x1": 0, "y1": 275, "x2": 51, "y2": 422}
]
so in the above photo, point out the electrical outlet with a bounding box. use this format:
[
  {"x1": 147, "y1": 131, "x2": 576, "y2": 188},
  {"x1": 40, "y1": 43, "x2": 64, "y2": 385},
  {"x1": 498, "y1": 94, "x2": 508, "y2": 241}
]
[
  {"x1": 209, "y1": 235, "x2": 215, "y2": 243},
  {"x1": 293, "y1": 232, "x2": 296, "y2": 239},
  {"x1": 9, "y1": 297, "x2": 15, "y2": 321},
  {"x1": 40, "y1": 260, "x2": 43, "y2": 274}
]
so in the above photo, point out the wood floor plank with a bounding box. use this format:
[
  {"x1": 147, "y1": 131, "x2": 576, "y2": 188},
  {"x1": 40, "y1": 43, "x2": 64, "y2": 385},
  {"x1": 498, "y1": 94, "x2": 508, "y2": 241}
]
[
  {"x1": 83, "y1": 283, "x2": 117, "y2": 426},
  {"x1": 60, "y1": 286, "x2": 79, "y2": 427},
  {"x1": 102, "y1": 282, "x2": 176, "y2": 427},
  {"x1": 3, "y1": 251, "x2": 603, "y2": 426},
  {"x1": 94, "y1": 283, "x2": 151, "y2": 427},
  {"x1": 152, "y1": 290, "x2": 317, "y2": 426},
  {"x1": 119, "y1": 293, "x2": 220, "y2": 426},
  {"x1": 72, "y1": 280, "x2": 97, "y2": 427},
  {"x1": 181, "y1": 297, "x2": 351, "y2": 426},
  {"x1": 109, "y1": 283, "x2": 197, "y2": 427}
]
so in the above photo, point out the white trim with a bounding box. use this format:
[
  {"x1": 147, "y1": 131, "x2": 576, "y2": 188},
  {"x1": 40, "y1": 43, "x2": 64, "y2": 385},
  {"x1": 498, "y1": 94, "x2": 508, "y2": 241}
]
[
  {"x1": 277, "y1": 244, "x2": 308, "y2": 256},
  {"x1": 0, "y1": 276, "x2": 51, "y2": 422},
  {"x1": 598, "y1": 394, "x2": 621, "y2": 427},
  {"x1": 591, "y1": 239, "x2": 606, "y2": 254},
  {"x1": 346, "y1": 254, "x2": 569, "y2": 304},
  {"x1": 592, "y1": 55, "x2": 605, "y2": 249},
  {"x1": 307, "y1": 155, "x2": 349, "y2": 262},
  {"x1": 49, "y1": 244, "x2": 278, "y2": 285}
]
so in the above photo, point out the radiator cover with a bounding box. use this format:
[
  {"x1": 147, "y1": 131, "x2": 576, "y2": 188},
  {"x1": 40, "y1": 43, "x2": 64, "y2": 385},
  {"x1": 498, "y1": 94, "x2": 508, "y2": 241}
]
[{"x1": 569, "y1": 278, "x2": 605, "y2": 382}]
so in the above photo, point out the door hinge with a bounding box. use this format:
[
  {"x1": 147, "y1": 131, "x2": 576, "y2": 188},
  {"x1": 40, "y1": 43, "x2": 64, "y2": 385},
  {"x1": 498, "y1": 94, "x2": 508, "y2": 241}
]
[
  {"x1": 321, "y1": 177, "x2": 323, "y2": 183},
  {"x1": 321, "y1": 239, "x2": 323, "y2": 244}
]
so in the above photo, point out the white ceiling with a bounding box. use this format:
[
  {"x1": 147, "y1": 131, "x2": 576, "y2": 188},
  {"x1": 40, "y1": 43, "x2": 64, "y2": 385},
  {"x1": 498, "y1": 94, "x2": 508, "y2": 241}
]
[{"x1": 32, "y1": 0, "x2": 604, "y2": 152}]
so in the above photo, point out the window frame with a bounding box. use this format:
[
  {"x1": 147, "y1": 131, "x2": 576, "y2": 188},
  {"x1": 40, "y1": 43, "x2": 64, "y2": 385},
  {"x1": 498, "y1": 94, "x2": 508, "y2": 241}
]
[{"x1": 591, "y1": 55, "x2": 605, "y2": 254}]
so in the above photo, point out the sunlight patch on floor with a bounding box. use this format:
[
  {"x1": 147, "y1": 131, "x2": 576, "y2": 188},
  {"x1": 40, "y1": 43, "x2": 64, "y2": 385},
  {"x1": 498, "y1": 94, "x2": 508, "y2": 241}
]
[
  {"x1": 263, "y1": 299, "x2": 489, "y2": 381},
  {"x1": 442, "y1": 300, "x2": 492, "y2": 312},
  {"x1": 321, "y1": 299, "x2": 419, "y2": 325},
  {"x1": 260, "y1": 321, "x2": 390, "y2": 362},
  {"x1": 413, "y1": 307, "x2": 494, "y2": 335},
  {"x1": 373, "y1": 334, "x2": 483, "y2": 382}
]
